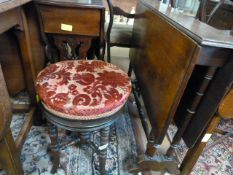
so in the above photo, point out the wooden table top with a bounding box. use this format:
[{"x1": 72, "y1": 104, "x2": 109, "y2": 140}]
[
  {"x1": 34, "y1": 0, "x2": 104, "y2": 9},
  {"x1": 140, "y1": 0, "x2": 233, "y2": 49},
  {"x1": 0, "y1": 0, "x2": 31, "y2": 13}
]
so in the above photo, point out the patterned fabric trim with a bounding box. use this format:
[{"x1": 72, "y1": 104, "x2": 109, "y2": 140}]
[{"x1": 42, "y1": 102, "x2": 125, "y2": 120}]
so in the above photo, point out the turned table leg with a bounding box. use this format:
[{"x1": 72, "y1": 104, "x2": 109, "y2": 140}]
[
  {"x1": 99, "y1": 126, "x2": 110, "y2": 175},
  {"x1": 48, "y1": 122, "x2": 60, "y2": 174}
]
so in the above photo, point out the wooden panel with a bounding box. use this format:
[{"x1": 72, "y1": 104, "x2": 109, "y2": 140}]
[
  {"x1": 0, "y1": 0, "x2": 31, "y2": 14},
  {"x1": 25, "y1": 3, "x2": 45, "y2": 74},
  {"x1": 197, "y1": 46, "x2": 231, "y2": 67},
  {"x1": 0, "y1": 7, "x2": 22, "y2": 34},
  {"x1": 35, "y1": 0, "x2": 104, "y2": 9},
  {"x1": 130, "y1": 2, "x2": 199, "y2": 143},
  {"x1": 0, "y1": 65, "x2": 12, "y2": 140},
  {"x1": 39, "y1": 5, "x2": 101, "y2": 36},
  {"x1": 0, "y1": 33, "x2": 25, "y2": 95},
  {"x1": 139, "y1": 0, "x2": 233, "y2": 49}
]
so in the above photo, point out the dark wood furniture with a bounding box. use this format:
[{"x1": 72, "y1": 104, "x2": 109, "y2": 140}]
[
  {"x1": 0, "y1": 1, "x2": 46, "y2": 96},
  {"x1": 44, "y1": 105, "x2": 121, "y2": 175},
  {"x1": 34, "y1": 0, "x2": 105, "y2": 62},
  {"x1": 105, "y1": 0, "x2": 137, "y2": 63},
  {"x1": 129, "y1": 0, "x2": 233, "y2": 174},
  {"x1": 0, "y1": 65, "x2": 35, "y2": 175},
  {"x1": 0, "y1": 0, "x2": 35, "y2": 173},
  {"x1": 35, "y1": 60, "x2": 131, "y2": 175},
  {"x1": 0, "y1": 1, "x2": 39, "y2": 173},
  {"x1": 35, "y1": 2, "x2": 132, "y2": 174},
  {"x1": 180, "y1": 85, "x2": 233, "y2": 175},
  {"x1": 0, "y1": 33, "x2": 26, "y2": 95},
  {"x1": 0, "y1": 0, "x2": 37, "y2": 105},
  {"x1": 0, "y1": 65, "x2": 23, "y2": 175}
]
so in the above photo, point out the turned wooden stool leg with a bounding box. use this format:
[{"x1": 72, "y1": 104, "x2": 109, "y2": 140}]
[
  {"x1": 48, "y1": 122, "x2": 60, "y2": 174},
  {"x1": 109, "y1": 123, "x2": 116, "y2": 141},
  {"x1": 79, "y1": 132, "x2": 91, "y2": 149},
  {"x1": 99, "y1": 126, "x2": 110, "y2": 175}
]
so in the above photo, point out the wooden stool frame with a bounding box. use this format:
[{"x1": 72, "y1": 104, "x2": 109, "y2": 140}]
[{"x1": 42, "y1": 103, "x2": 122, "y2": 175}]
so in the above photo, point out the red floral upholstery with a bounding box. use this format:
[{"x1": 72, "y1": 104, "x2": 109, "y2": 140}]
[{"x1": 35, "y1": 60, "x2": 131, "y2": 120}]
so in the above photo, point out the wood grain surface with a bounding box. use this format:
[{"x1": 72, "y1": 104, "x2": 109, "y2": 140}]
[
  {"x1": 34, "y1": 0, "x2": 104, "y2": 9},
  {"x1": 38, "y1": 5, "x2": 101, "y2": 36},
  {"x1": 0, "y1": 0, "x2": 31, "y2": 13},
  {"x1": 140, "y1": 0, "x2": 233, "y2": 49},
  {"x1": 130, "y1": 2, "x2": 200, "y2": 144}
]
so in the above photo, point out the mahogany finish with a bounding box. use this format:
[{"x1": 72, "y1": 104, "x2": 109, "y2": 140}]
[
  {"x1": 0, "y1": 2, "x2": 46, "y2": 94},
  {"x1": 35, "y1": 2, "x2": 126, "y2": 174},
  {"x1": 138, "y1": 1, "x2": 233, "y2": 49},
  {"x1": 0, "y1": 66, "x2": 12, "y2": 142},
  {"x1": 39, "y1": 5, "x2": 101, "y2": 36},
  {"x1": 35, "y1": 0, "x2": 104, "y2": 8},
  {"x1": 0, "y1": 4, "x2": 37, "y2": 104},
  {"x1": 130, "y1": 1, "x2": 199, "y2": 145},
  {"x1": 0, "y1": 0, "x2": 30, "y2": 13},
  {"x1": 182, "y1": 54, "x2": 233, "y2": 147},
  {"x1": 180, "y1": 85, "x2": 233, "y2": 175},
  {"x1": 0, "y1": 1, "x2": 38, "y2": 173},
  {"x1": 24, "y1": 3, "x2": 46, "y2": 74},
  {"x1": 130, "y1": 0, "x2": 233, "y2": 173},
  {"x1": 0, "y1": 65, "x2": 35, "y2": 174},
  {"x1": 35, "y1": 0, "x2": 105, "y2": 61},
  {"x1": 53, "y1": 35, "x2": 92, "y2": 60},
  {"x1": 179, "y1": 115, "x2": 221, "y2": 175}
]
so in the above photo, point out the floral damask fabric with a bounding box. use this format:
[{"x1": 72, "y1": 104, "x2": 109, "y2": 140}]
[{"x1": 35, "y1": 60, "x2": 131, "y2": 120}]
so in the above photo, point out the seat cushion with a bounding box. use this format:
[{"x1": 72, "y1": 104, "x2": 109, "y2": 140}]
[{"x1": 35, "y1": 60, "x2": 131, "y2": 120}]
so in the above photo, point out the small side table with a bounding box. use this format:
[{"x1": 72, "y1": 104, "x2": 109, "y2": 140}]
[{"x1": 34, "y1": 0, "x2": 105, "y2": 61}]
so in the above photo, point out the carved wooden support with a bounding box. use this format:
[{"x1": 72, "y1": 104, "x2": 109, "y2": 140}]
[{"x1": 53, "y1": 35, "x2": 92, "y2": 60}]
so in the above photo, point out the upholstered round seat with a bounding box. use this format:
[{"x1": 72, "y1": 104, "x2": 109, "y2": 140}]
[{"x1": 35, "y1": 60, "x2": 131, "y2": 120}]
